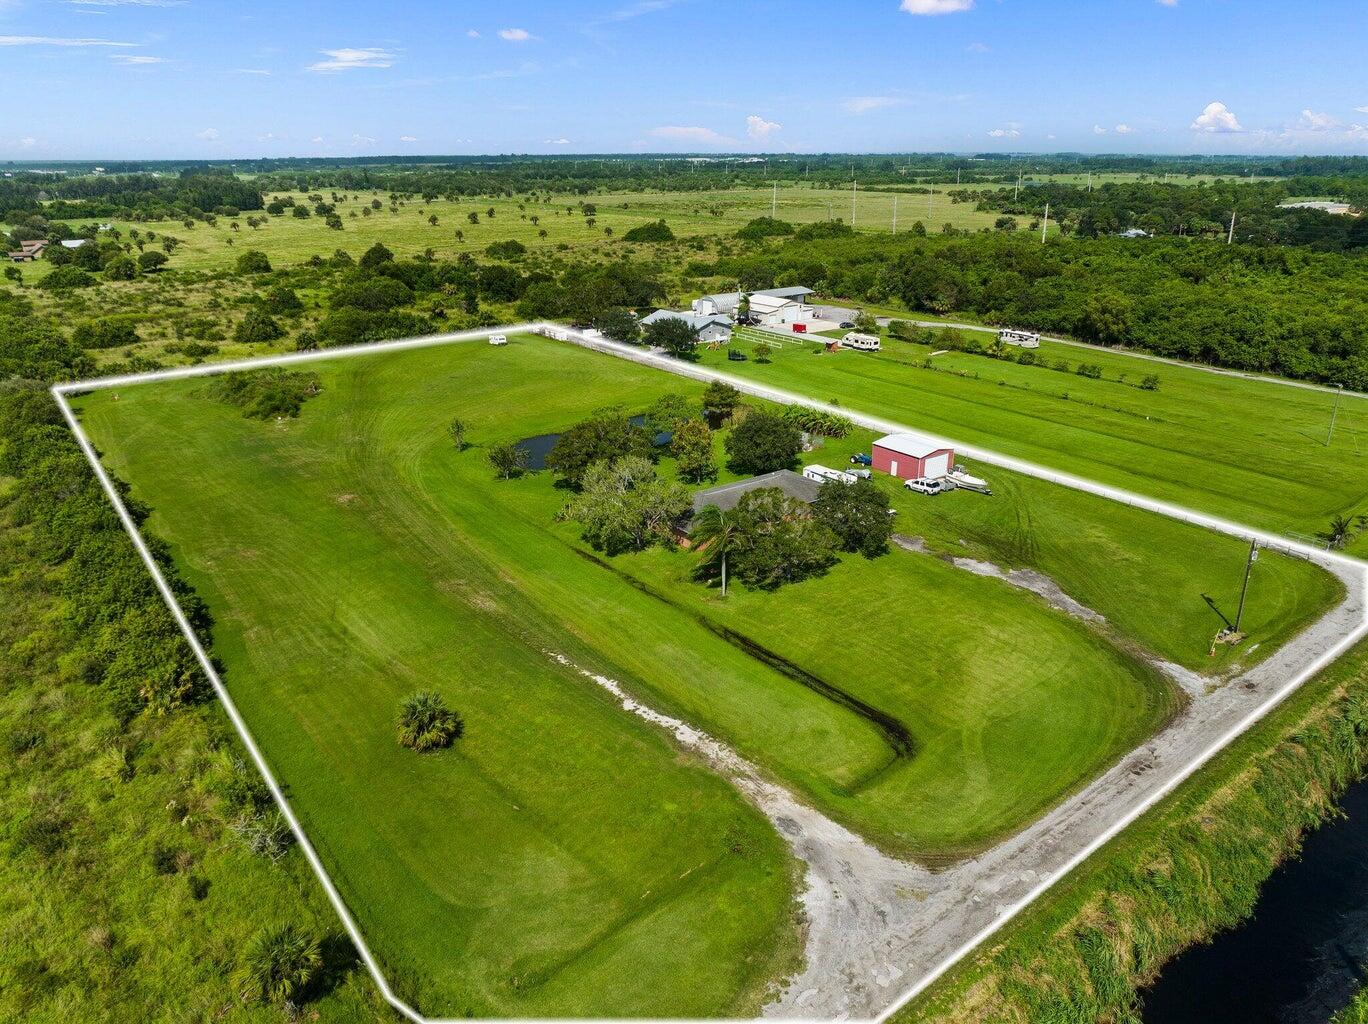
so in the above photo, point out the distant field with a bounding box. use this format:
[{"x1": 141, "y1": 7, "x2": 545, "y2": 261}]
[
  {"x1": 707, "y1": 330, "x2": 1368, "y2": 557},
  {"x1": 5, "y1": 185, "x2": 1012, "y2": 282}
]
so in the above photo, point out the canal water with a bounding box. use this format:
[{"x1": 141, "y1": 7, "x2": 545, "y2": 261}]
[{"x1": 1141, "y1": 778, "x2": 1368, "y2": 1023}]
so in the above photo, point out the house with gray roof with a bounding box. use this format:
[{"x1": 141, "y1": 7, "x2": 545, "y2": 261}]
[{"x1": 639, "y1": 309, "x2": 734, "y2": 345}]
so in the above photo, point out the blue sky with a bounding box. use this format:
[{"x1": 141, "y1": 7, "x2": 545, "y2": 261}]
[{"x1": 3, "y1": 0, "x2": 1367, "y2": 160}]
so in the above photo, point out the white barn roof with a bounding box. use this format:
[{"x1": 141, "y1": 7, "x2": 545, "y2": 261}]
[
  {"x1": 640, "y1": 309, "x2": 732, "y2": 331},
  {"x1": 874, "y1": 432, "x2": 952, "y2": 459}
]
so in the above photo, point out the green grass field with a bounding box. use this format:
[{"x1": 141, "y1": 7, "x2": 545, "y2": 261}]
[
  {"x1": 70, "y1": 333, "x2": 1344, "y2": 1009},
  {"x1": 4, "y1": 185, "x2": 1012, "y2": 284},
  {"x1": 706, "y1": 331, "x2": 1368, "y2": 557}
]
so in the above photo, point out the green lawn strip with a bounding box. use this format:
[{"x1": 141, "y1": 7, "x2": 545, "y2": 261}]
[
  {"x1": 73, "y1": 369, "x2": 800, "y2": 1018},
  {"x1": 701, "y1": 334, "x2": 1368, "y2": 552},
  {"x1": 900, "y1": 637, "x2": 1368, "y2": 1024}
]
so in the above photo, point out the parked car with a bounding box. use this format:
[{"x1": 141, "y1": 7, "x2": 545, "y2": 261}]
[
  {"x1": 489, "y1": 334, "x2": 508, "y2": 346},
  {"x1": 850, "y1": 468, "x2": 872, "y2": 480},
  {"x1": 838, "y1": 321, "x2": 855, "y2": 329},
  {"x1": 905, "y1": 477, "x2": 945, "y2": 495},
  {"x1": 850, "y1": 453, "x2": 873, "y2": 466}
]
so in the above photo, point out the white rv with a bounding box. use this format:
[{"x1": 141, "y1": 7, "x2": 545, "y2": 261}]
[
  {"x1": 840, "y1": 332, "x2": 881, "y2": 352},
  {"x1": 803, "y1": 464, "x2": 859, "y2": 486},
  {"x1": 998, "y1": 328, "x2": 1041, "y2": 349}
]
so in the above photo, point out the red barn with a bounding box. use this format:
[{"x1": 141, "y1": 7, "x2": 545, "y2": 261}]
[{"x1": 871, "y1": 432, "x2": 955, "y2": 481}]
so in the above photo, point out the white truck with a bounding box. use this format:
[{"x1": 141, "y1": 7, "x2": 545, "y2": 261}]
[
  {"x1": 803, "y1": 464, "x2": 859, "y2": 486},
  {"x1": 998, "y1": 328, "x2": 1041, "y2": 349}
]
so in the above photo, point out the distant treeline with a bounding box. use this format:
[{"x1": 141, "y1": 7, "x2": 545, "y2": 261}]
[
  {"x1": 0, "y1": 172, "x2": 263, "y2": 227},
  {"x1": 712, "y1": 232, "x2": 1368, "y2": 390},
  {"x1": 936, "y1": 179, "x2": 1368, "y2": 250}
]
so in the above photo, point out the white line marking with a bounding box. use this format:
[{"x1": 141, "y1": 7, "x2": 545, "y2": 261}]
[{"x1": 51, "y1": 323, "x2": 1368, "y2": 1024}]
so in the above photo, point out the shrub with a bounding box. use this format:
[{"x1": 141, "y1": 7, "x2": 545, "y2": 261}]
[
  {"x1": 736, "y1": 216, "x2": 794, "y2": 240},
  {"x1": 232, "y1": 923, "x2": 321, "y2": 1005},
  {"x1": 235, "y1": 250, "x2": 272, "y2": 275},
  {"x1": 73, "y1": 318, "x2": 140, "y2": 350},
  {"x1": 38, "y1": 265, "x2": 95, "y2": 291},
  {"x1": 781, "y1": 405, "x2": 852, "y2": 439},
  {"x1": 1140, "y1": 373, "x2": 1161, "y2": 391},
  {"x1": 358, "y1": 242, "x2": 393, "y2": 270},
  {"x1": 137, "y1": 250, "x2": 168, "y2": 272},
  {"x1": 233, "y1": 309, "x2": 285, "y2": 345},
  {"x1": 622, "y1": 220, "x2": 675, "y2": 243},
  {"x1": 485, "y1": 239, "x2": 527, "y2": 259},
  {"x1": 330, "y1": 276, "x2": 412, "y2": 312},
  {"x1": 104, "y1": 256, "x2": 138, "y2": 281},
  {"x1": 230, "y1": 809, "x2": 294, "y2": 860},
  {"x1": 205, "y1": 369, "x2": 321, "y2": 419},
  {"x1": 263, "y1": 286, "x2": 304, "y2": 315},
  {"x1": 396, "y1": 691, "x2": 463, "y2": 751}
]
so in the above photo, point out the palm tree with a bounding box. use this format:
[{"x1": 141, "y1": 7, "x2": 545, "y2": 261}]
[
  {"x1": 691, "y1": 504, "x2": 745, "y2": 597},
  {"x1": 397, "y1": 691, "x2": 463, "y2": 751},
  {"x1": 233, "y1": 923, "x2": 321, "y2": 1005}
]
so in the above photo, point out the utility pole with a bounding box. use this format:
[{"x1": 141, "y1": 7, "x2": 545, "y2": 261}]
[
  {"x1": 771, "y1": 182, "x2": 777, "y2": 218},
  {"x1": 851, "y1": 178, "x2": 857, "y2": 226},
  {"x1": 892, "y1": 194, "x2": 898, "y2": 234},
  {"x1": 957, "y1": 167, "x2": 961, "y2": 185},
  {"x1": 1327, "y1": 383, "x2": 1345, "y2": 446},
  {"x1": 1227, "y1": 209, "x2": 1237, "y2": 245},
  {"x1": 1041, "y1": 202, "x2": 1050, "y2": 243},
  {"x1": 1233, "y1": 539, "x2": 1259, "y2": 634},
  {"x1": 928, "y1": 185, "x2": 934, "y2": 222}
]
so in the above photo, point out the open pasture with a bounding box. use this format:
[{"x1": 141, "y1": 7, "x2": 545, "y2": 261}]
[
  {"x1": 5, "y1": 185, "x2": 1012, "y2": 283},
  {"x1": 708, "y1": 329, "x2": 1368, "y2": 557}
]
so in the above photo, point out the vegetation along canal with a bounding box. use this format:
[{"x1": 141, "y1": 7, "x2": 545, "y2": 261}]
[{"x1": 1142, "y1": 778, "x2": 1368, "y2": 1023}]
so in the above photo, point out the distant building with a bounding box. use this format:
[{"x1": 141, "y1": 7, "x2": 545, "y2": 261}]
[
  {"x1": 639, "y1": 309, "x2": 733, "y2": 345},
  {"x1": 60, "y1": 238, "x2": 90, "y2": 249},
  {"x1": 1279, "y1": 201, "x2": 1354, "y2": 215},
  {"x1": 6, "y1": 239, "x2": 47, "y2": 262},
  {"x1": 692, "y1": 286, "x2": 815, "y2": 318},
  {"x1": 872, "y1": 432, "x2": 956, "y2": 482},
  {"x1": 1118, "y1": 228, "x2": 1151, "y2": 238}
]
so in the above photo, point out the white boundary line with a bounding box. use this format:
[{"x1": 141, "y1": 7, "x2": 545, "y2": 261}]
[{"x1": 50, "y1": 323, "x2": 1368, "y2": 1024}]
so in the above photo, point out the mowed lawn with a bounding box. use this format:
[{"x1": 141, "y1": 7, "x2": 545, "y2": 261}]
[
  {"x1": 702, "y1": 333, "x2": 1368, "y2": 557},
  {"x1": 69, "y1": 336, "x2": 1327, "y2": 870},
  {"x1": 73, "y1": 351, "x2": 811, "y2": 1018}
]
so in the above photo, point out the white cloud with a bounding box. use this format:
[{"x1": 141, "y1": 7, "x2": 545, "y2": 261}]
[
  {"x1": 19, "y1": 137, "x2": 36, "y2": 147},
  {"x1": 1114, "y1": 123, "x2": 1135, "y2": 134},
  {"x1": 399, "y1": 135, "x2": 418, "y2": 142},
  {"x1": 649, "y1": 125, "x2": 733, "y2": 146},
  {"x1": 987, "y1": 126, "x2": 1021, "y2": 138},
  {"x1": 110, "y1": 53, "x2": 165, "y2": 64},
  {"x1": 1190, "y1": 100, "x2": 1243, "y2": 133},
  {"x1": 844, "y1": 95, "x2": 904, "y2": 114},
  {"x1": 0, "y1": 34, "x2": 137, "y2": 46},
  {"x1": 351, "y1": 133, "x2": 375, "y2": 146},
  {"x1": 1357, "y1": 106, "x2": 1368, "y2": 115},
  {"x1": 1093, "y1": 124, "x2": 1108, "y2": 135},
  {"x1": 544, "y1": 137, "x2": 571, "y2": 144},
  {"x1": 1156, "y1": 0, "x2": 1178, "y2": 6},
  {"x1": 306, "y1": 47, "x2": 395, "y2": 73},
  {"x1": 498, "y1": 27, "x2": 531, "y2": 41},
  {"x1": 466, "y1": 29, "x2": 480, "y2": 38},
  {"x1": 900, "y1": 0, "x2": 973, "y2": 14},
  {"x1": 311, "y1": 136, "x2": 324, "y2": 143},
  {"x1": 1298, "y1": 109, "x2": 1339, "y2": 131},
  {"x1": 66, "y1": 0, "x2": 186, "y2": 6},
  {"x1": 966, "y1": 41, "x2": 989, "y2": 53},
  {"x1": 746, "y1": 114, "x2": 781, "y2": 139},
  {"x1": 196, "y1": 127, "x2": 219, "y2": 140},
  {"x1": 233, "y1": 68, "x2": 270, "y2": 75}
]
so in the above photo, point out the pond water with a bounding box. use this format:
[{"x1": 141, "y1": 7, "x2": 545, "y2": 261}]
[
  {"x1": 515, "y1": 415, "x2": 672, "y2": 470},
  {"x1": 1141, "y1": 778, "x2": 1368, "y2": 1024}
]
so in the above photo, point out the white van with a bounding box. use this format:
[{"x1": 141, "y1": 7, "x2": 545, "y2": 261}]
[{"x1": 489, "y1": 334, "x2": 508, "y2": 346}]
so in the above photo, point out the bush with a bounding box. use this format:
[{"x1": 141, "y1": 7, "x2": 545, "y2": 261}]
[
  {"x1": 724, "y1": 410, "x2": 801, "y2": 475},
  {"x1": 781, "y1": 405, "x2": 853, "y2": 439},
  {"x1": 488, "y1": 442, "x2": 530, "y2": 479},
  {"x1": 232, "y1": 923, "x2": 321, "y2": 1005},
  {"x1": 233, "y1": 309, "x2": 285, "y2": 345},
  {"x1": 235, "y1": 250, "x2": 272, "y2": 275},
  {"x1": 137, "y1": 250, "x2": 168, "y2": 272},
  {"x1": 73, "y1": 318, "x2": 140, "y2": 350},
  {"x1": 1140, "y1": 373, "x2": 1161, "y2": 391},
  {"x1": 736, "y1": 216, "x2": 795, "y2": 240},
  {"x1": 38, "y1": 265, "x2": 95, "y2": 291},
  {"x1": 396, "y1": 691, "x2": 463, "y2": 751},
  {"x1": 330, "y1": 275, "x2": 412, "y2": 312},
  {"x1": 205, "y1": 369, "x2": 321, "y2": 419},
  {"x1": 263, "y1": 286, "x2": 304, "y2": 315},
  {"x1": 358, "y1": 242, "x2": 393, "y2": 270},
  {"x1": 485, "y1": 239, "x2": 527, "y2": 259},
  {"x1": 622, "y1": 220, "x2": 675, "y2": 243},
  {"x1": 104, "y1": 256, "x2": 138, "y2": 281}
]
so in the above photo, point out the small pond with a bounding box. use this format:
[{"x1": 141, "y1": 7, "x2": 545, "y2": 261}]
[{"x1": 515, "y1": 414, "x2": 673, "y2": 470}]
